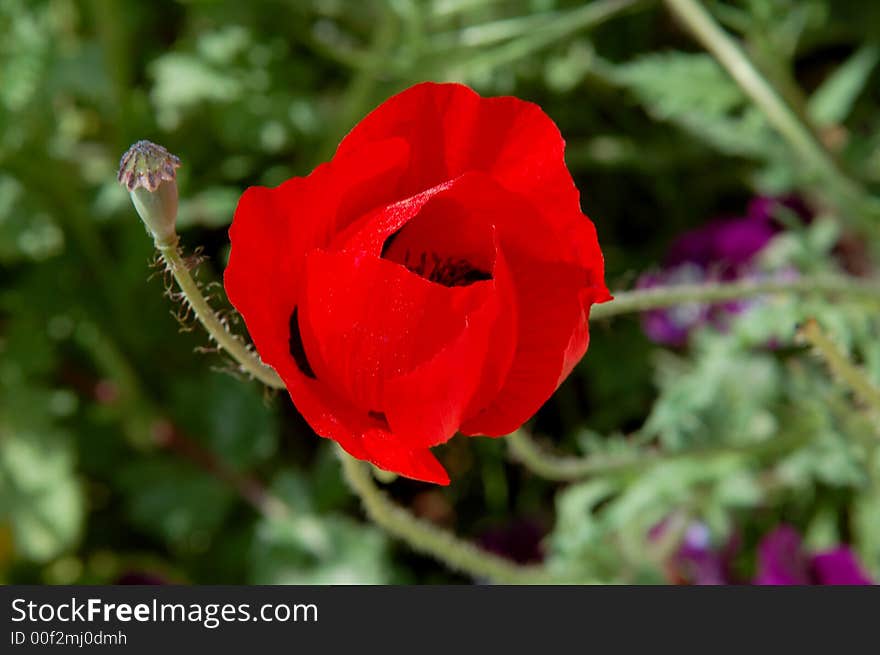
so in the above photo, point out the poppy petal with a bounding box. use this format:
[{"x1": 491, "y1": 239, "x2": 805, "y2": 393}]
[
  {"x1": 374, "y1": 175, "x2": 522, "y2": 421},
  {"x1": 298, "y1": 249, "x2": 495, "y2": 417},
  {"x1": 284, "y1": 373, "x2": 451, "y2": 485},
  {"x1": 460, "y1": 255, "x2": 594, "y2": 436},
  {"x1": 225, "y1": 136, "x2": 411, "y2": 366},
  {"x1": 225, "y1": 138, "x2": 453, "y2": 484},
  {"x1": 330, "y1": 173, "x2": 524, "y2": 427},
  {"x1": 336, "y1": 82, "x2": 608, "y2": 276},
  {"x1": 383, "y1": 286, "x2": 500, "y2": 447}
]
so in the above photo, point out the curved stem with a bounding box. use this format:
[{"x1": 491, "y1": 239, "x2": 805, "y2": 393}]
[
  {"x1": 590, "y1": 274, "x2": 880, "y2": 321},
  {"x1": 338, "y1": 449, "x2": 568, "y2": 583},
  {"x1": 509, "y1": 429, "x2": 812, "y2": 482},
  {"x1": 508, "y1": 430, "x2": 649, "y2": 481},
  {"x1": 662, "y1": 0, "x2": 866, "y2": 212},
  {"x1": 156, "y1": 242, "x2": 284, "y2": 389},
  {"x1": 799, "y1": 319, "x2": 880, "y2": 420}
]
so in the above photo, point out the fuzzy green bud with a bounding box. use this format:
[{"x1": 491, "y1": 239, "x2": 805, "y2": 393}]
[{"x1": 118, "y1": 140, "x2": 181, "y2": 247}]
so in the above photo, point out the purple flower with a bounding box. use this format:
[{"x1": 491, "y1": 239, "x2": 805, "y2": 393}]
[
  {"x1": 638, "y1": 195, "x2": 809, "y2": 346},
  {"x1": 745, "y1": 195, "x2": 811, "y2": 226},
  {"x1": 672, "y1": 523, "x2": 736, "y2": 585},
  {"x1": 755, "y1": 525, "x2": 873, "y2": 585},
  {"x1": 650, "y1": 519, "x2": 873, "y2": 585},
  {"x1": 638, "y1": 265, "x2": 710, "y2": 346},
  {"x1": 650, "y1": 519, "x2": 739, "y2": 585},
  {"x1": 665, "y1": 215, "x2": 776, "y2": 274}
]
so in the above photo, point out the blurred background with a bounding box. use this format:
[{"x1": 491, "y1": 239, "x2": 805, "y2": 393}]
[{"x1": 1, "y1": 0, "x2": 879, "y2": 584}]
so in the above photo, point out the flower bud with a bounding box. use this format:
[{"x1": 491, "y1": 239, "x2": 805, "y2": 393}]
[{"x1": 118, "y1": 140, "x2": 181, "y2": 247}]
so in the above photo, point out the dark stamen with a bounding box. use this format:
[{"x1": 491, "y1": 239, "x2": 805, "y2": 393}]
[{"x1": 402, "y1": 250, "x2": 491, "y2": 288}]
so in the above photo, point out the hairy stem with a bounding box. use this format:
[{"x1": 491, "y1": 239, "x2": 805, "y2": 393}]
[
  {"x1": 662, "y1": 0, "x2": 866, "y2": 213},
  {"x1": 338, "y1": 449, "x2": 567, "y2": 583},
  {"x1": 508, "y1": 429, "x2": 811, "y2": 482},
  {"x1": 590, "y1": 274, "x2": 880, "y2": 321},
  {"x1": 156, "y1": 242, "x2": 284, "y2": 389},
  {"x1": 507, "y1": 430, "x2": 649, "y2": 480},
  {"x1": 799, "y1": 319, "x2": 880, "y2": 420}
]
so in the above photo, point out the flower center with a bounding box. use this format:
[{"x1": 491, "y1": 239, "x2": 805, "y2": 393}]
[
  {"x1": 378, "y1": 193, "x2": 496, "y2": 289},
  {"x1": 401, "y1": 250, "x2": 491, "y2": 288}
]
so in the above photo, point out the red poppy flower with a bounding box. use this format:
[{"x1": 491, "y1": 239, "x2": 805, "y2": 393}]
[{"x1": 224, "y1": 82, "x2": 609, "y2": 485}]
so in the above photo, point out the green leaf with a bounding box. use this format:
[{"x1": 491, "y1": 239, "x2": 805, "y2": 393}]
[
  {"x1": 0, "y1": 318, "x2": 83, "y2": 563},
  {"x1": 170, "y1": 375, "x2": 278, "y2": 472},
  {"x1": 612, "y1": 52, "x2": 780, "y2": 159},
  {"x1": 176, "y1": 187, "x2": 242, "y2": 230},
  {"x1": 808, "y1": 44, "x2": 880, "y2": 126},
  {"x1": 249, "y1": 471, "x2": 396, "y2": 584},
  {"x1": 149, "y1": 53, "x2": 243, "y2": 129},
  {"x1": 0, "y1": 428, "x2": 83, "y2": 562},
  {"x1": 117, "y1": 459, "x2": 235, "y2": 552},
  {"x1": 0, "y1": 174, "x2": 64, "y2": 263},
  {"x1": 853, "y1": 471, "x2": 880, "y2": 579},
  {"x1": 547, "y1": 479, "x2": 621, "y2": 579},
  {"x1": 644, "y1": 337, "x2": 780, "y2": 449},
  {"x1": 251, "y1": 514, "x2": 396, "y2": 584}
]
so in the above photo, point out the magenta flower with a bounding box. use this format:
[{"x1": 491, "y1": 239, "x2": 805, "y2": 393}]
[
  {"x1": 650, "y1": 520, "x2": 740, "y2": 585},
  {"x1": 651, "y1": 519, "x2": 873, "y2": 585},
  {"x1": 670, "y1": 523, "x2": 737, "y2": 585},
  {"x1": 638, "y1": 195, "x2": 808, "y2": 346},
  {"x1": 755, "y1": 525, "x2": 873, "y2": 585}
]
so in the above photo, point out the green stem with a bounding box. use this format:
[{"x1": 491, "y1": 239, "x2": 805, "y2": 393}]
[
  {"x1": 155, "y1": 241, "x2": 284, "y2": 389},
  {"x1": 662, "y1": 0, "x2": 866, "y2": 213},
  {"x1": 508, "y1": 429, "x2": 811, "y2": 482},
  {"x1": 338, "y1": 449, "x2": 566, "y2": 583},
  {"x1": 508, "y1": 430, "x2": 651, "y2": 480},
  {"x1": 799, "y1": 319, "x2": 880, "y2": 419},
  {"x1": 590, "y1": 274, "x2": 880, "y2": 321}
]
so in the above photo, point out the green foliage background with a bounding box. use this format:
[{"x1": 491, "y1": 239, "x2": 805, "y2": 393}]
[{"x1": 1, "y1": 0, "x2": 879, "y2": 584}]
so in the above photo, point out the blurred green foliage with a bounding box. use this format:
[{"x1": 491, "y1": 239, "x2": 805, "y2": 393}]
[{"x1": 1, "y1": 0, "x2": 878, "y2": 584}]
